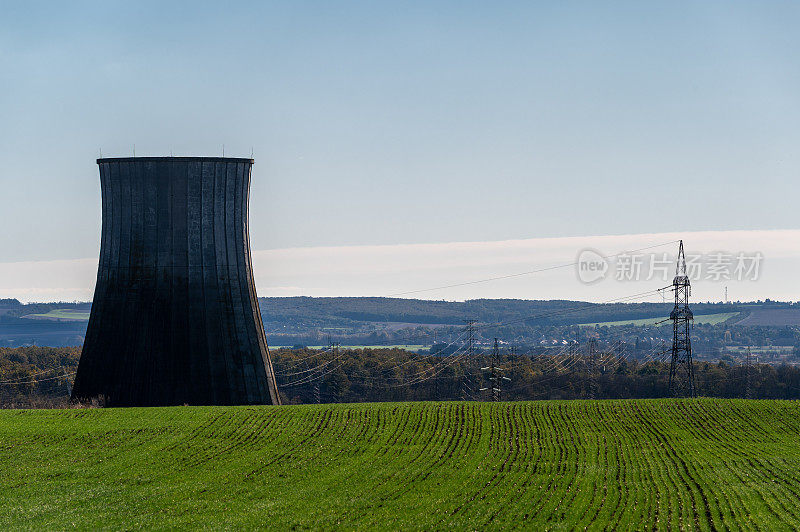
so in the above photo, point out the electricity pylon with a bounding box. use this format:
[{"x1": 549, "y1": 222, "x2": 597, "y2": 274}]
[
  {"x1": 587, "y1": 338, "x2": 599, "y2": 400},
  {"x1": 745, "y1": 346, "x2": 754, "y2": 400},
  {"x1": 668, "y1": 240, "x2": 696, "y2": 397},
  {"x1": 481, "y1": 338, "x2": 510, "y2": 401},
  {"x1": 462, "y1": 319, "x2": 477, "y2": 400}
]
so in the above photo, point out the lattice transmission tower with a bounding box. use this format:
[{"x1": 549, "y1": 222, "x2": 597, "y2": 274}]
[
  {"x1": 587, "y1": 338, "x2": 599, "y2": 400},
  {"x1": 745, "y1": 346, "x2": 755, "y2": 400},
  {"x1": 481, "y1": 338, "x2": 509, "y2": 402},
  {"x1": 461, "y1": 319, "x2": 478, "y2": 400},
  {"x1": 668, "y1": 240, "x2": 696, "y2": 397},
  {"x1": 464, "y1": 319, "x2": 477, "y2": 357},
  {"x1": 568, "y1": 339, "x2": 579, "y2": 366}
]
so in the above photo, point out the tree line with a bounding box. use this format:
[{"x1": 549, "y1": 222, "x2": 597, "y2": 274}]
[
  {"x1": 272, "y1": 347, "x2": 800, "y2": 404},
  {"x1": 2, "y1": 346, "x2": 799, "y2": 408}
]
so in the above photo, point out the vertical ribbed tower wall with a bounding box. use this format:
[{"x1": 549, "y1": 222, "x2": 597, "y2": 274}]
[{"x1": 72, "y1": 157, "x2": 280, "y2": 406}]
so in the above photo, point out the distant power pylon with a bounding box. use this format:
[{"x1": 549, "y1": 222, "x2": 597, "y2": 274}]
[
  {"x1": 587, "y1": 338, "x2": 599, "y2": 400},
  {"x1": 323, "y1": 340, "x2": 340, "y2": 404},
  {"x1": 568, "y1": 340, "x2": 579, "y2": 367},
  {"x1": 311, "y1": 355, "x2": 322, "y2": 403},
  {"x1": 667, "y1": 240, "x2": 696, "y2": 398},
  {"x1": 464, "y1": 319, "x2": 477, "y2": 357},
  {"x1": 745, "y1": 346, "x2": 754, "y2": 400},
  {"x1": 481, "y1": 338, "x2": 509, "y2": 402},
  {"x1": 462, "y1": 319, "x2": 478, "y2": 400},
  {"x1": 303, "y1": 357, "x2": 322, "y2": 404},
  {"x1": 313, "y1": 380, "x2": 321, "y2": 404}
]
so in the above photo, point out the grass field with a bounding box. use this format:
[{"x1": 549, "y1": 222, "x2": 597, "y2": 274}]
[
  {"x1": 579, "y1": 312, "x2": 740, "y2": 327},
  {"x1": 24, "y1": 308, "x2": 90, "y2": 321},
  {"x1": 2, "y1": 399, "x2": 800, "y2": 529}
]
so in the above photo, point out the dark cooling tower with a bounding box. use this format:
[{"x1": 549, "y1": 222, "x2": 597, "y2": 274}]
[{"x1": 72, "y1": 157, "x2": 280, "y2": 407}]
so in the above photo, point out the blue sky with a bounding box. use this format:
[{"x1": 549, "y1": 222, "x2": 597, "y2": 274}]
[{"x1": 1, "y1": 2, "x2": 799, "y2": 299}]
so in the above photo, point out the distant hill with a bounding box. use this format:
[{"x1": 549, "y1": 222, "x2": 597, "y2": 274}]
[
  {"x1": 734, "y1": 305, "x2": 800, "y2": 326},
  {"x1": 258, "y1": 296, "x2": 740, "y2": 328},
  {"x1": 0, "y1": 299, "x2": 21, "y2": 317},
  {"x1": 1, "y1": 297, "x2": 799, "y2": 349}
]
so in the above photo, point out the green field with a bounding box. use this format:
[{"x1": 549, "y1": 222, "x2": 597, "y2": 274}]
[
  {"x1": 579, "y1": 312, "x2": 740, "y2": 327},
  {"x1": 24, "y1": 308, "x2": 90, "y2": 320},
  {"x1": 2, "y1": 399, "x2": 799, "y2": 529}
]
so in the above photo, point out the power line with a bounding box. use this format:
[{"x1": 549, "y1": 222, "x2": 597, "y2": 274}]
[
  {"x1": 377, "y1": 290, "x2": 667, "y2": 389},
  {"x1": 0, "y1": 366, "x2": 64, "y2": 384},
  {"x1": 383, "y1": 240, "x2": 680, "y2": 298},
  {"x1": 275, "y1": 285, "x2": 666, "y2": 390},
  {"x1": 20, "y1": 239, "x2": 678, "y2": 388},
  {"x1": 62, "y1": 367, "x2": 72, "y2": 397},
  {"x1": 0, "y1": 371, "x2": 76, "y2": 386},
  {"x1": 265, "y1": 239, "x2": 679, "y2": 317},
  {"x1": 366, "y1": 290, "x2": 658, "y2": 390}
]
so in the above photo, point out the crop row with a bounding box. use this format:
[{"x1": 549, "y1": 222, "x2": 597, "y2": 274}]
[{"x1": 1, "y1": 399, "x2": 799, "y2": 529}]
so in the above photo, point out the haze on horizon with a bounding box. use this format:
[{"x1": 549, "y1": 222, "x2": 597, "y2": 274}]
[{"x1": 1, "y1": 1, "x2": 799, "y2": 301}]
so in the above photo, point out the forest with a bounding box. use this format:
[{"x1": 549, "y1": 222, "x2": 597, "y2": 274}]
[{"x1": 3, "y1": 345, "x2": 800, "y2": 408}]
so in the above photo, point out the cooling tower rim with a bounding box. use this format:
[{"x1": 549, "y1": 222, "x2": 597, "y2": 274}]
[{"x1": 97, "y1": 157, "x2": 254, "y2": 164}]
